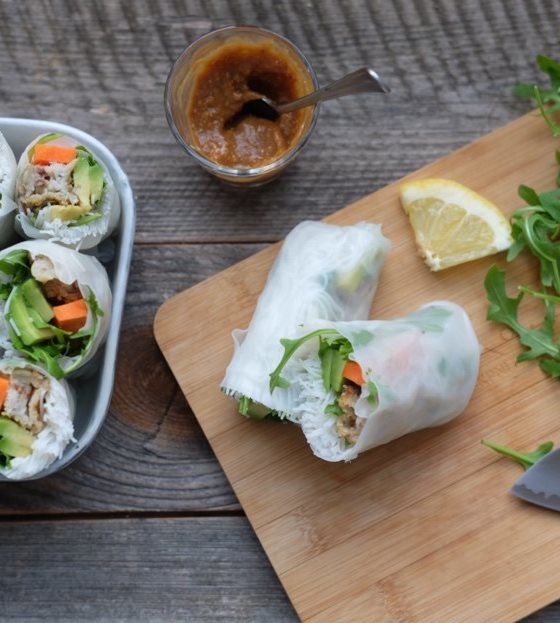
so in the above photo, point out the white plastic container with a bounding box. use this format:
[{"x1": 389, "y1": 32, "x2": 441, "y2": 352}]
[{"x1": 0, "y1": 118, "x2": 135, "y2": 480}]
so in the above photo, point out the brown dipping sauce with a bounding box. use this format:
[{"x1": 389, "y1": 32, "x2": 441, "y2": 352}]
[{"x1": 186, "y1": 39, "x2": 314, "y2": 168}]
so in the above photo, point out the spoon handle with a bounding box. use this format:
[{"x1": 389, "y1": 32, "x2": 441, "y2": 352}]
[{"x1": 277, "y1": 67, "x2": 390, "y2": 114}]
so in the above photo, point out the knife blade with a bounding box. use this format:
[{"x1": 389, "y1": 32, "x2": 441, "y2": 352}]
[{"x1": 511, "y1": 448, "x2": 560, "y2": 511}]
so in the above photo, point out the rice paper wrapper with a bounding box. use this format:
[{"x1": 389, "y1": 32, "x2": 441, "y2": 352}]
[
  {"x1": 221, "y1": 220, "x2": 391, "y2": 415},
  {"x1": 0, "y1": 131, "x2": 18, "y2": 248},
  {"x1": 0, "y1": 130, "x2": 16, "y2": 197},
  {"x1": 0, "y1": 240, "x2": 112, "y2": 376},
  {"x1": 293, "y1": 301, "x2": 481, "y2": 461},
  {"x1": 15, "y1": 133, "x2": 120, "y2": 250},
  {"x1": 0, "y1": 358, "x2": 75, "y2": 480}
]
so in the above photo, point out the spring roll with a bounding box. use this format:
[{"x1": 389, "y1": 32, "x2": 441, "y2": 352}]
[
  {"x1": 0, "y1": 359, "x2": 74, "y2": 480},
  {"x1": 221, "y1": 220, "x2": 391, "y2": 418},
  {"x1": 0, "y1": 130, "x2": 16, "y2": 197},
  {"x1": 0, "y1": 240, "x2": 111, "y2": 378},
  {"x1": 15, "y1": 133, "x2": 120, "y2": 250},
  {"x1": 269, "y1": 301, "x2": 480, "y2": 461},
  {"x1": 0, "y1": 131, "x2": 18, "y2": 248}
]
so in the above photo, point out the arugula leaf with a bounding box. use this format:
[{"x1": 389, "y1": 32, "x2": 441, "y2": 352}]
[
  {"x1": 269, "y1": 329, "x2": 338, "y2": 393},
  {"x1": 404, "y1": 305, "x2": 453, "y2": 332},
  {"x1": 518, "y1": 184, "x2": 540, "y2": 206},
  {"x1": 349, "y1": 329, "x2": 374, "y2": 347},
  {"x1": 508, "y1": 183, "x2": 560, "y2": 294},
  {"x1": 481, "y1": 438, "x2": 554, "y2": 470},
  {"x1": 366, "y1": 381, "x2": 379, "y2": 408},
  {"x1": 514, "y1": 54, "x2": 560, "y2": 136},
  {"x1": 485, "y1": 265, "x2": 560, "y2": 364},
  {"x1": 238, "y1": 395, "x2": 250, "y2": 416},
  {"x1": 324, "y1": 401, "x2": 343, "y2": 417},
  {"x1": 86, "y1": 291, "x2": 104, "y2": 317}
]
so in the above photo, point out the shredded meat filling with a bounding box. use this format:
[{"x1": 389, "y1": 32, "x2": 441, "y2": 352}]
[
  {"x1": 42, "y1": 278, "x2": 82, "y2": 304},
  {"x1": 17, "y1": 162, "x2": 78, "y2": 214},
  {"x1": 29, "y1": 254, "x2": 82, "y2": 304},
  {"x1": 2, "y1": 369, "x2": 50, "y2": 434},
  {"x1": 335, "y1": 382, "x2": 366, "y2": 446}
]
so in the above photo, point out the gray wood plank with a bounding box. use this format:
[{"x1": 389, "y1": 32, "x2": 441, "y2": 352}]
[
  {"x1": 0, "y1": 516, "x2": 298, "y2": 622},
  {"x1": 0, "y1": 0, "x2": 558, "y2": 243}
]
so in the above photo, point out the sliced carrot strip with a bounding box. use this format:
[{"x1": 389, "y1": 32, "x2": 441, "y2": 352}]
[
  {"x1": 52, "y1": 299, "x2": 88, "y2": 333},
  {"x1": 342, "y1": 360, "x2": 365, "y2": 386},
  {"x1": 32, "y1": 144, "x2": 77, "y2": 165},
  {"x1": 0, "y1": 375, "x2": 10, "y2": 409}
]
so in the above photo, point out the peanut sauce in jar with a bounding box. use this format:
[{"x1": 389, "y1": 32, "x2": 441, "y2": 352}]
[{"x1": 186, "y1": 39, "x2": 315, "y2": 169}]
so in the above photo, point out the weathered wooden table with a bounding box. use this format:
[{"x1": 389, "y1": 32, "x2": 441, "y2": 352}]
[{"x1": 1, "y1": 1, "x2": 559, "y2": 621}]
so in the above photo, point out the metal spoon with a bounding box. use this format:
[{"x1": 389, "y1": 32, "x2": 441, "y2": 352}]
[{"x1": 224, "y1": 67, "x2": 390, "y2": 128}]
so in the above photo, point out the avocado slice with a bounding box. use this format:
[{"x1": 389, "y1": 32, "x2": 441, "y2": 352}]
[
  {"x1": 9, "y1": 288, "x2": 55, "y2": 346},
  {"x1": 0, "y1": 417, "x2": 34, "y2": 458},
  {"x1": 49, "y1": 203, "x2": 91, "y2": 222},
  {"x1": 245, "y1": 400, "x2": 272, "y2": 420},
  {"x1": 89, "y1": 162, "x2": 105, "y2": 205},
  {"x1": 73, "y1": 155, "x2": 92, "y2": 208},
  {"x1": 330, "y1": 350, "x2": 347, "y2": 394},
  {"x1": 320, "y1": 348, "x2": 334, "y2": 392},
  {"x1": 21, "y1": 279, "x2": 54, "y2": 323}
]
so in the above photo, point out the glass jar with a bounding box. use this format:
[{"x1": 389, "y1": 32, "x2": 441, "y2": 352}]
[{"x1": 165, "y1": 25, "x2": 319, "y2": 186}]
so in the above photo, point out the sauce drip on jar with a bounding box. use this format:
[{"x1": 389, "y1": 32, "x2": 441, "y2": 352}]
[{"x1": 186, "y1": 39, "x2": 314, "y2": 168}]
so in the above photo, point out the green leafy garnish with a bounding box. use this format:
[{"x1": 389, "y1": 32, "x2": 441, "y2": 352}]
[
  {"x1": 86, "y1": 291, "x2": 104, "y2": 318},
  {"x1": 405, "y1": 305, "x2": 453, "y2": 332},
  {"x1": 324, "y1": 401, "x2": 343, "y2": 417},
  {"x1": 269, "y1": 329, "x2": 338, "y2": 392},
  {"x1": 70, "y1": 212, "x2": 103, "y2": 227},
  {"x1": 485, "y1": 265, "x2": 560, "y2": 373},
  {"x1": 514, "y1": 54, "x2": 560, "y2": 137},
  {"x1": 0, "y1": 250, "x2": 32, "y2": 283},
  {"x1": 484, "y1": 57, "x2": 560, "y2": 377},
  {"x1": 482, "y1": 438, "x2": 554, "y2": 470},
  {"x1": 366, "y1": 381, "x2": 379, "y2": 408}
]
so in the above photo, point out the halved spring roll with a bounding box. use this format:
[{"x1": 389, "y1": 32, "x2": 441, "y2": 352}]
[
  {"x1": 221, "y1": 220, "x2": 391, "y2": 419},
  {"x1": 0, "y1": 130, "x2": 16, "y2": 197},
  {"x1": 15, "y1": 132, "x2": 121, "y2": 249},
  {"x1": 0, "y1": 240, "x2": 111, "y2": 378},
  {"x1": 269, "y1": 301, "x2": 481, "y2": 461},
  {"x1": 0, "y1": 358, "x2": 74, "y2": 480},
  {"x1": 0, "y1": 130, "x2": 18, "y2": 248}
]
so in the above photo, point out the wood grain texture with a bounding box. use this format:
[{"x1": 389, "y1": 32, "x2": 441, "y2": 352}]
[
  {"x1": 0, "y1": 0, "x2": 558, "y2": 243},
  {"x1": 0, "y1": 516, "x2": 297, "y2": 622},
  {"x1": 0, "y1": 0, "x2": 559, "y2": 621},
  {"x1": 155, "y1": 112, "x2": 560, "y2": 622}
]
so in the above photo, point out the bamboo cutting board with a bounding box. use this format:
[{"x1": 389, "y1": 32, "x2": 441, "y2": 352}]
[{"x1": 154, "y1": 112, "x2": 560, "y2": 623}]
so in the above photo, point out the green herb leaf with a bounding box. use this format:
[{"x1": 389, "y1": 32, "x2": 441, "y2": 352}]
[
  {"x1": 518, "y1": 184, "x2": 540, "y2": 206},
  {"x1": 481, "y1": 438, "x2": 554, "y2": 470},
  {"x1": 484, "y1": 265, "x2": 560, "y2": 364},
  {"x1": 404, "y1": 305, "x2": 453, "y2": 332},
  {"x1": 514, "y1": 55, "x2": 560, "y2": 137},
  {"x1": 269, "y1": 329, "x2": 338, "y2": 393},
  {"x1": 324, "y1": 401, "x2": 343, "y2": 417},
  {"x1": 366, "y1": 381, "x2": 379, "y2": 408}
]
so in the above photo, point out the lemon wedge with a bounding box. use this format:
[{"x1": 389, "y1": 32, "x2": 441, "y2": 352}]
[{"x1": 399, "y1": 178, "x2": 513, "y2": 271}]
